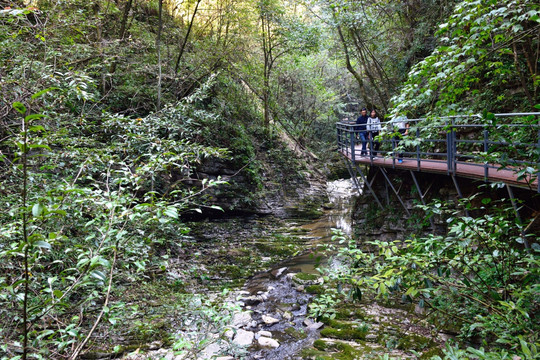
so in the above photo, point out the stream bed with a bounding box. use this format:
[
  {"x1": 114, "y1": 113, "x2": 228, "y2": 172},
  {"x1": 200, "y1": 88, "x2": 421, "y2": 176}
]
[{"x1": 124, "y1": 179, "x2": 448, "y2": 360}]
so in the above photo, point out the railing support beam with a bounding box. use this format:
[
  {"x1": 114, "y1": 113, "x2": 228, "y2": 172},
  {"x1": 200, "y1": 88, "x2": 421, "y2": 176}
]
[{"x1": 380, "y1": 168, "x2": 410, "y2": 216}]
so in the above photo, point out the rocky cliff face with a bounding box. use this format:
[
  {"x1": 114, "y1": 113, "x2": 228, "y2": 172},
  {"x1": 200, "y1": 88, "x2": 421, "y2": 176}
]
[
  {"x1": 188, "y1": 140, "x2": 328, "y2": 218},
  {"x1": 352, "y1": 166, "x2": 540, "y2": 242}
]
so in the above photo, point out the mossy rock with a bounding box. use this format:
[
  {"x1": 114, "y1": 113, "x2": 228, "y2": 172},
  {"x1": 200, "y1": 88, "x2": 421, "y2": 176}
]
[
  {"x1": 419, "y1": 347, "x2": 444, "y2": 359},
  {"x1": 284, "y1": 326, "x2": 308, "y2": 340},
  {"x1": 313, "y1": 339, "x2": 330, "y2": 351},
  {"x1": 397, "y1": 333, "x2": 436, "y2": 351},
  {"x1": 302, "y1": 340, "x2": 372, "y2": 360},
  {"x1": 292, "y1": 272, "x2": 320, "y2": 285},
  {"x1": 333, "y1": 305, "x2": 368, "y2": 321},
  {"x1": 305, "y1": 285, "x2": 325, "y2": 294},
  {"x1": 320, "y1": 324, "x2": 368, "y2": 341},
  {"x1": 254, "y1": 242, "x2": 298, "y2": 257}
]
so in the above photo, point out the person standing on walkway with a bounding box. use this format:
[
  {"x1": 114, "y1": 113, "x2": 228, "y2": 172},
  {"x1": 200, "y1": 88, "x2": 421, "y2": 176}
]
[
  {"x1": 367, "y1": 109, "x2": 382, "y2": 157},
  {"x1": 356, "y1": 107, "x2": 369, "y2": 156},
  {"x1": 391, "y1": 114, "x2": 409, "y2": 163}
]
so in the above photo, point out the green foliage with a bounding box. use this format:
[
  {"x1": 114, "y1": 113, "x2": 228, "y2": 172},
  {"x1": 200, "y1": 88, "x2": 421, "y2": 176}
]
[
  {"x1": 321, "y1": 196, "x2": 539, "y2": 358},
  {"x1": 0, "y1": 87, "x2": 227, "y2": 358},
  {"x1": 392, "y1": 0, "x2": 540, "y2": 115}
]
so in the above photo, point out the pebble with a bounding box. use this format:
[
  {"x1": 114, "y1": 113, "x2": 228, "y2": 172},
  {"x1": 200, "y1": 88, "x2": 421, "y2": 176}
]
[
  {"x1": 258, "y1": 330, "x2": 272, "y2": 338},
  {"x1": 296, "y1": 285, "x2": 305, "y2": 292},
  {"x1": 232, "y1": 311, "x2": 252, "y2": 328},
  {"x1": 283, "y1": 311, "x2": 293, "y2": 321},
  {"x1": 307, "y1": 321, "x2": 324, "y2": 330},
  {"x1": 262, "y1": 315, "x2": 280, "y2": 325},
  {"x1": 233, "y1": 329, "x2": 254, "y2": 346},
  {"x1": 258, "y1": 336, "x2": 280, "y2": 348}
]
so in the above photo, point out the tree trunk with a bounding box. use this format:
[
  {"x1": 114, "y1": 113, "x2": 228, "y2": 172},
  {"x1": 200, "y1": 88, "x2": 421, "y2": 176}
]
[
  {"x1": 174, "y1": 0, "x2": 201, "y2": 73},
  {"x1": 336, "y1": 22, "x2": 369, "y2": 108},
  {"x1": 156, "y1": 0, "x2": 163, "y2": 110}
]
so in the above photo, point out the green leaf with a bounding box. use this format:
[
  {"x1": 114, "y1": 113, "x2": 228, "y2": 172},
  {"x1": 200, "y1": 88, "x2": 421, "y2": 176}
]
[
  {"x1": 31, "y1": 87, "x2": 59, "y2": 99},
  {"x1": 25, "y1": 114, "x2": 45, "y2": 122},
  {"x1": 13, "y1": 102, "x2": 26, "y2": 114},
  {"x1": 34, "y1": 241, "x2": 51, "y2": 249},
  {"x1": 32, "y1": 203, "x2": 45, "y2": 217}
]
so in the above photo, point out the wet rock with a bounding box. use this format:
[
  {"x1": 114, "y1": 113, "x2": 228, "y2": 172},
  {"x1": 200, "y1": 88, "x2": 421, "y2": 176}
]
[
  {"x1": 258, "y1": 330, "x2": 273, "y2": 338},
  {"x1": 258, "y1": 336, "x2": 280, "y2": 348},
  {"x1": 238, "y1": 290, "x2": 250, "y2": 296},
  {"x1": 199, "y1": 342, "x2": 222, "y2": 359},
  {"x1": 303, "y1": 318, "x2": 314, "y2": 327},
  {"x1": 232, "y1": 311, "x2": 252, "y2": 328},
  {"x1": 296, "y1": 285, "x2": 305, "y2": 292},
  {"x1": 307, "y1": 322, "x2": 324, "y2": 330},
  {"x1": 283, "y1": 311, "x2": 293, "y2": 321},
  {"x1": 271, "y1": 267, "x2": 288, "y2": 278},
  {"x1": 366, "y1": 333, "x2": 378, "y2": 341},
  {"x1": 267, "y1": 286, "x2": 275, "y2": 292},
  {"x1": 292, "y1": 273, "x2": 320, "y2": 286},
  {"x1": 216, "y1": 357, "x2": 235, "y2": 360},
  {"x1": 233, "y1": 329, "x2": 254, "y2": 346},
  {"x1": 291, "y1": 303, "x2": 301, "y2": 311},
  {"x1": 240, "y1": 295, "x2": 262, "y2": 306},
  {"x1": 262, "y1": 315, "x2": 280, "y2": 325}
]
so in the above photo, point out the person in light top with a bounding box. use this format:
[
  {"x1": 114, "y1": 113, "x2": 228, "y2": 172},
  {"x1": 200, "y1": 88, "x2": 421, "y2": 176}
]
[
  {"x1": 391, "y1": 115, "x2": 409, "y2": 163},
  {"x1": 367, "y1": 109, "x2": 382, "y2": 157}
]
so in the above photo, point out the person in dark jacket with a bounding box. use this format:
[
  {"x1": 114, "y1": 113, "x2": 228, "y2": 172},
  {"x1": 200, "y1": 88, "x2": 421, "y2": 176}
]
[{"x1": 356, "y1": 107, "x2": 369, "y2": 156}]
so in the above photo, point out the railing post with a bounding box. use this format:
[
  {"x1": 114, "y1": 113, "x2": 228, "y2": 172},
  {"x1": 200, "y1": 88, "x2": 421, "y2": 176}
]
[
  {"x1": 446, "y1": 120, "x2": 451, "y2": 174},
  {"x1": 350, "y1": 128, "x2": 355, "y2": 162},
  {"x1": 369, "y1": 131, "x2": 373, "y2": 163},
  {"x1": 451, "y1": 119, "x2": 457, "y2": 174},
  {"x1": 484, "y1": 127, "x2": 489, "y2": 182},
  {"x1": 392, "y1": 131, "x2": 396, "y2": 169},
  {"x1": 537, "y1": 128, "x2": 540, "y2": 193},
  {"x1": 416, "y1": 127, "x2": 420, "y2": 171}
]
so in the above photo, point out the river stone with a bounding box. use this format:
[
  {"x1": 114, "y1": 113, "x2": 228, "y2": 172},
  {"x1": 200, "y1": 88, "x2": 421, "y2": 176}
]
[
  {"x1": 258, "y1": 336, "x2": 280, "y2": 348},
  {"x1": 303, "y1": 318, "x2": 313, "y2": 327},
  {"x1": 258, "y1": 330, "x2": 272, "y2": 338},
  {"x1": 233, "y1": 329, "x2": 254, "y2": 346},
  {"x1": 216, "y1": 357, "x2": 235, "y2": 360},
  {"x1": 283, "y1": 311, "x2": 293, "y2": 321},
  {"x1": 262, "y1": 315, "x2": 280, "y2": 325},
  {"x1": 271, "y1": 267, "x2": 288, "y2": 278},
  {"x1": 232, "y1": 311, "x2": 252, "y2": 328},
  {"x1": 291, "y1": 303, "x2": 301, "y2": 311},
  {"x1": 199, "y1": 342, "x2": 222, "y2": 359},
  {"x1": 307, "y1": 321, "x2": 324, "y2": 330},
  {"x1": 240, "y1": 295, "x2": 262, "y2": 306}
]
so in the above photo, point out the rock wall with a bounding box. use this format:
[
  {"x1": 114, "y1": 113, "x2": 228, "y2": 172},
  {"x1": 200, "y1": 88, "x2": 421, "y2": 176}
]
[
  {"x1": 352, "y1": 166, "x2": 539, "y2": 241},
  {"x1": 187, "y1": 142, "x2": 328, "y2": 218}
]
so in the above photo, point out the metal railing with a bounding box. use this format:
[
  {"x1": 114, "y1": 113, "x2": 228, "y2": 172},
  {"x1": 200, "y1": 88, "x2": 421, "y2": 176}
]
[{"x1": 336, "y1": 113, "x2": 540, "y2": 192}]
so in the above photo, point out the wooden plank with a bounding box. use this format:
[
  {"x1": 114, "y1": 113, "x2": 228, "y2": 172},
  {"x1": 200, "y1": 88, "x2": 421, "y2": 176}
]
[{"x1": 338, "y1": 150, "x2": 538, "y2": 191}]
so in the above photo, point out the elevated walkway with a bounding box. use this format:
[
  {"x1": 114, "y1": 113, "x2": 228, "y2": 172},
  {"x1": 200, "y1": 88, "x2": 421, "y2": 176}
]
[{"x1": 337, "y1": 113, "x2": 540, "y2": 212}]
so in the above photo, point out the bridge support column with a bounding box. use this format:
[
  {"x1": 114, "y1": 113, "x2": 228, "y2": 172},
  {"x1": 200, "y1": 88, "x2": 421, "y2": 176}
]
[
  {"x1": 506, "y1": 184, "x2": 530, "y2": 251},
  {"x1": 380, "y1": 168, "x2": 411, "y2": 216},
  {"x1": 451, "y1": 175, "x2": 470, "y2": 217},
  {"x1": 410, "y1": 171, "x2": 434, "y2": 229},
  {"x1": 343, "y1": 158, "x2": 383, "y2": 210}
]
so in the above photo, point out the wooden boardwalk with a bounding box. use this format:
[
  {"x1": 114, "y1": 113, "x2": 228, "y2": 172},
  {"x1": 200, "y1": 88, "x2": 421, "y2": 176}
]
[{"x1": 339, "y1": 149, "x2": 539, "y2": 191}]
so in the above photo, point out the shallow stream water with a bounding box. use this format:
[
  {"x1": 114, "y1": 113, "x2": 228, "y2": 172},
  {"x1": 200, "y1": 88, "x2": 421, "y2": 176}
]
[{"x1": 239, "y1": 179, "x2": 357, "y2": 359}]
